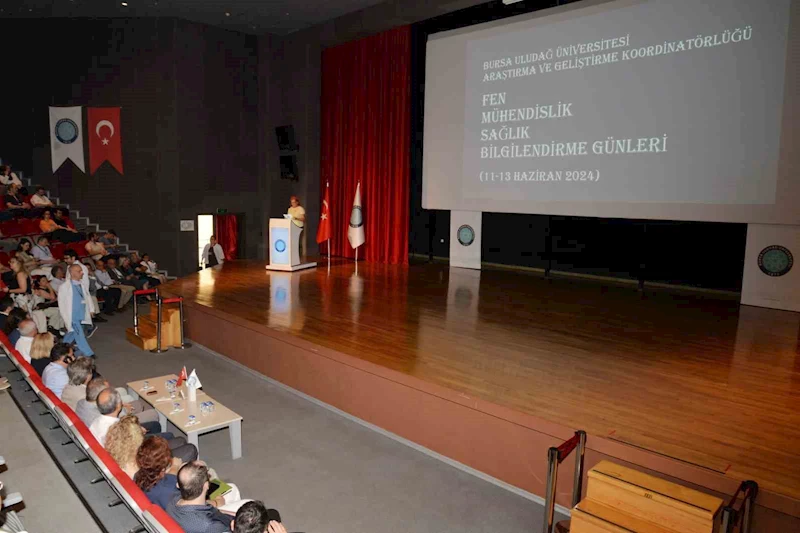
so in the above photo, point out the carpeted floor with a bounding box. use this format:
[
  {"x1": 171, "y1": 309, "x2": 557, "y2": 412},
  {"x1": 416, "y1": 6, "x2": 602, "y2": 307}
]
[{"x1": 15, "y1": 309, "x2": 563, "y2": 533}]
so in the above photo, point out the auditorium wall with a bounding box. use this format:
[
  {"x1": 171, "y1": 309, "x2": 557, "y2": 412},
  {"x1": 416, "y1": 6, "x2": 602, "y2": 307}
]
[{"x1": 0, "y1": 18, "x2": 260, "y2": 277}]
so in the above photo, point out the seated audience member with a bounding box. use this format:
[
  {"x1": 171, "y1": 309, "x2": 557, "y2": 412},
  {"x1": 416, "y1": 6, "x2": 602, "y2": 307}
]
[
  {"x1": 58, "y1": 262, "x2": 96, "y2": 357},
  {"x1": 85, "y1": 232, "x2": 108, "y2": 262},
  {"x1": 42, "y1": 341, "x2": 75, "y2": 398},
  {"x1": 4, "y1": 183, "x2": 32, "y2": 217},
  {"x1": 120, "y1": 256, "x2": 153, "y2": 289},
  {"x1": 39, "y1": 209, "x2": 81, "y2": 243},
  {"x1": 90, "y1": 388, "x2": 123, "y2": 445},
  {"x1": 135, "y1": 436, "x2": 182, "y2": 508},
  {"x1": 54, "y1": 208, "x2": 80, "y2": 232},
  {"x1": 49, "y1": 263, "x2": 67, "y2": 292},
  {"x1": 4, "y1": 257, "x2": 33, "y2": 309},
  {"x1": 76, "y1": 376, "x2": 111, "y2": 426},
  {"x1": 15, "y1": 240, "x2": 40, "y2": 274},
  {"x1": 139, "y1": 253, "x2": 168, "y2": 284},
  {"x1": 76, "y1": 377, "x2": 197, "y2": 460},
  {"x1": 32, "y1": 236, "x2": 59, "y2": 268},
  {"x1": 137, "y1": 438, "x2": 240, "y2": 512},
  {"x1": 99, "y1": 229, "x2": 124, "y2": 256},
  {"x1": 32, "y1": 275, "x2": 65, "y2": 332},
  {"x1": 0, "y1": 164, "x2": 23, "y2": 188},
  {"x1": 29, "y1": 332, "x2": 56, "y2": 376},
  {"x1": 60, "y1": 356, "x2": 95, "y2": 410},
  {"x1": 94, "y1": 259, "x2": 126, "y2": 312},
  {"x1": 76, "y1": 376, "x2": 145, "y2": 427},
  {"x1": 167, "y1": 461, "x2": 238, "y2": 533},
  {"x1": 3, "y1": 308, "x2": 28, "y2": 345},
  {"x1": 30, "y1": 185, "x2": 55, "y2": 208},
  {"x1": 232, "y1": 501, "x2": 286, "y2": 533},
  {"x1": 13, "y1": 319, "x2": 37, "y2": 362},
  {"x1": 105, "y1": 414, "x2": 146, "y2": 478},
  {"x1": 107, "y1": 257, "x2": 147, "y2": 291},
  {"x1": 0, "y1": 296, "x2": 13, "y2": 330}
]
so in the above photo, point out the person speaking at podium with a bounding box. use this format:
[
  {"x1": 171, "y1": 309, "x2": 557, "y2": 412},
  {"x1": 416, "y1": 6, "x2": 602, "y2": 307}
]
[{"x1": 287, "y1": 195, "x2": 306, "y2": 258}]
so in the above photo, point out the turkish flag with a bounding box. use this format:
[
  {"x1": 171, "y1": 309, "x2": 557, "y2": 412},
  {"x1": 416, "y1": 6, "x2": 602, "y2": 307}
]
[
  {"x1": 176, "y1": 366, "x2": 188, "y2": 387},
  {"x1": 87, "y1": 107, "x2": 123, "y2": 174},
  {"x1": 316, "y1": 182, "x2": 331, "y2": 244}
]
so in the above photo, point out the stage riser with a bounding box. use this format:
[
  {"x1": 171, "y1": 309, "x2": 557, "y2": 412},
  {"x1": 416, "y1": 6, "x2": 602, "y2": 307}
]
[{"x1": 182, "y1": 303, "x2": 800, "y2": 529}]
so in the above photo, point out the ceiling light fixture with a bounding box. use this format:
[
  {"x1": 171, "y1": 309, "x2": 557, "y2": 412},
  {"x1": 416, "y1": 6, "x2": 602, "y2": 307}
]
[
  {"x1": 121, "y1": 1, "x2": 128, "y2": 5},
  {"x1": 225, "y1": 12, "x2": 231, "y2": 16}
]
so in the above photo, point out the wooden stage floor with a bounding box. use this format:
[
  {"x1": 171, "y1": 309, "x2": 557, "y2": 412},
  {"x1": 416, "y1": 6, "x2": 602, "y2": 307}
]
[{"x1": 164, "y1": 259, "x2": 800, "y2": 507}]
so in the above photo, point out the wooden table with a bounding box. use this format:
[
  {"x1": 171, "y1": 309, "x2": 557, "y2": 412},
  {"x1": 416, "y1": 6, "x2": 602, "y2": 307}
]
[{"x1": 127, "y1": 374, "x2": 243, "y2": 460}]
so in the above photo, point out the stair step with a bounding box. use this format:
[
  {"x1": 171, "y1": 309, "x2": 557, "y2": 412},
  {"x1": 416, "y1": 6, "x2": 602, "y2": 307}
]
[
  {"x1": 571, "y1": 500, "x2": 679, "y2": 533},
  {"x1": 125, "y1": 325, "x2": 157, "y2": 351}
]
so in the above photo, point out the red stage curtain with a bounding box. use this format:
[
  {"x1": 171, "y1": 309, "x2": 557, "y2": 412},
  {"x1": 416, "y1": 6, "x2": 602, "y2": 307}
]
[
  {"x1": 321, "y1": 25, "x2": 411, "y2": 264},
  {"x1": 215, "y1": 214, "x2": 238, "y2": 260}
]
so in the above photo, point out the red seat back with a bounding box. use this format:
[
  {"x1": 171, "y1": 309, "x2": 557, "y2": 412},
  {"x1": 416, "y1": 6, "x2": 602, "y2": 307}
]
[
  {"x1": 51, "y1": 242, "x2": 66, "y2": 259},
  {"x1": 147, "y1": 505, "x2": 185, "y2": 533}
]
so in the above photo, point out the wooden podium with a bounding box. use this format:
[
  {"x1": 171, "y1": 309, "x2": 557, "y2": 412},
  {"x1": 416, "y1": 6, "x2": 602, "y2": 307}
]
[{"x1": 265, "y1": 218, "x2": 316, "y2": 272}]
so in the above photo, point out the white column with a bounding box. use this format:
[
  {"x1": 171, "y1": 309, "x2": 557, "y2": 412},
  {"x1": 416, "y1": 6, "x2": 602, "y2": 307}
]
[
  {"x1": 741, "y1": 224, "x2": 800, "y2": 312},
  {"x1": 450, "y1": 211, "x2": 482, "y2": 270}
]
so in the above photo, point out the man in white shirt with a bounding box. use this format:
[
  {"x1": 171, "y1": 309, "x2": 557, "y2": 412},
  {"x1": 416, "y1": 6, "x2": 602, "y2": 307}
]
[
  {"x1": 89, "y1": 388, "x2": 123, "y2": 446},
  {"x1": 287, "y1": 195, "x2": 306, "y2": 257},
  {"x1": 57, "y1": 263, "x2": 96, "y2": 357},
  {"x1": 30, "y1": 186, "x2": 55, "y2": 208},
  {"x1": 42, "y1": 345, "x2": 73, "y2": 398},
  {"x1": 13, "y1": 320, "x2": 37, "y2": 363},
  {"x1": 201, "y1": 235, "x2": 225, "y2": 268}
]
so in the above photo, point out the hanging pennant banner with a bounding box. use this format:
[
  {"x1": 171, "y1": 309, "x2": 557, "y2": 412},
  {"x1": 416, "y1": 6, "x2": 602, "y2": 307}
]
[
  {"x1": 49, "y1": 106, "x2": 85, "y2": 172},
  {"x1": 87, "y1": 107, "x2": 124, "y2": 174}
]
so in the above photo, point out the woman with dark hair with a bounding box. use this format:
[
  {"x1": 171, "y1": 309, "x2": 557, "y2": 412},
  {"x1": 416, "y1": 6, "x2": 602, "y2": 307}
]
[
  {"x1": 15, "y1": 239, "x2": 39, "y2": 273},
  {"x1": 134, "y1": 436, "x2": 180, "y2": 509}
]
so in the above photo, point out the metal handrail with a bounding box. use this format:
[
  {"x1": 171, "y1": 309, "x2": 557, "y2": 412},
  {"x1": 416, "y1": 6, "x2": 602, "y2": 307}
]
[
  {"x1": 721, "y1": 480, "x2": 758, "y2": 533},
  {"x1": 542, "y1": 430, "x2": 587, "y2": 533}
]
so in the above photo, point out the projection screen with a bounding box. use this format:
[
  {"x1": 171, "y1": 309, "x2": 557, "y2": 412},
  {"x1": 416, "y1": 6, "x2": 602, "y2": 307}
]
[{"x1": 422, "y1": 0, "x2": 800, "y2": 224}]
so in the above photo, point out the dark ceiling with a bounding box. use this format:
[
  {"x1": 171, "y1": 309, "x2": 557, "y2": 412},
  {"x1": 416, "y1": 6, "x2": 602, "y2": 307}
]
[{"x1": 1, "y1": 0, "x2": 390, "y2": 35}]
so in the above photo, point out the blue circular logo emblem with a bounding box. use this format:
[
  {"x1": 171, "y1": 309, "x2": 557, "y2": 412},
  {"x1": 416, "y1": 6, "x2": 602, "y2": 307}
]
[
  {"x1": 758, "y1": 245, "x2": 793, "y2": 277},
  {"x1": 55, "y1": 118, "x2": 79, "y2": 144},
  {"x1": 457, "y1": 225, "x2": 475, "y2": 246},
  {"x1": 275, "y1": 239, "x2": 286, "y2": 253},
  {"x1": 349, "y1": 206, "x2": 363, "y2": 228}
]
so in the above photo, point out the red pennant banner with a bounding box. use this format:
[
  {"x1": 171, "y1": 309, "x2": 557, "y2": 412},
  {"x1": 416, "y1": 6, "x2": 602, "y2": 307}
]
[{"x1": 87, "y1": 107, "x2": 123, "y2": 174}]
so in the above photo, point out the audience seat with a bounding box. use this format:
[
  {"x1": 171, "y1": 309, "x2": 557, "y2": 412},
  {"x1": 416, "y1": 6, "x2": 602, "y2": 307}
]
[
  {"x1": 0, "y1": 251, "x2": 9, "y2": 266},
  {"x1": 68, "y1": 240, "x2": 90, "y2": 258},
  {"x1": 2, "y1": 220, "x2": 22, "y2": 237},
  {"x1": 20, "y1": 218, "x2": 40, "y2": 236},
  {"x1": 50, "y1": 242, "x2": 66, "y2": 259}
]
